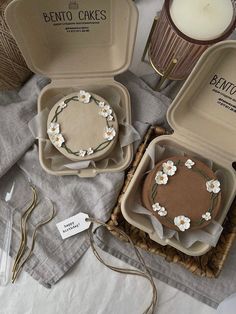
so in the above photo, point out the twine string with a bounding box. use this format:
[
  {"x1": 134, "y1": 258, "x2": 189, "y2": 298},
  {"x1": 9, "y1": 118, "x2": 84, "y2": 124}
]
[
  {"x1": 12, "y1": 204, "x2": 56, "y2": 283},
  {"x1": 12, "y1": 186, "x2": 37, "y2": 275},
  {"x1": 11, "y1": 183, "x2": 56, "y2": 283},
  {"x1": 87, "y1": 217, "x2": 158, "y2": 314}
]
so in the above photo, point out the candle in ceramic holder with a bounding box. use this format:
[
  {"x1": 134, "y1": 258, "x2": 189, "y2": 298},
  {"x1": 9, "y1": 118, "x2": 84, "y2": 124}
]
[{"x1": 148, "y1": 0, "x2": 236, "y2": 84}]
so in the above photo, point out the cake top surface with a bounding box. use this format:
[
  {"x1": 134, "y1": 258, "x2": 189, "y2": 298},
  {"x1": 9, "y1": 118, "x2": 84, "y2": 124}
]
[
  {"x1": 47, "y1": 91, "x2": 119, "y2": 162},
  {"x1": 142, "y1": 156, "x2": 222, "y2": 232}
]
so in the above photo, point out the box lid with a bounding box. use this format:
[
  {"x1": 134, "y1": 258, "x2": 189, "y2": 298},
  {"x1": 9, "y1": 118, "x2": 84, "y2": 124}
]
[
  {"x1": 167, "y1": 41, "x2": 236, "y2": 162},
  {"x1": 6, "y1": 0, "x2": 138, "y2": 78}
]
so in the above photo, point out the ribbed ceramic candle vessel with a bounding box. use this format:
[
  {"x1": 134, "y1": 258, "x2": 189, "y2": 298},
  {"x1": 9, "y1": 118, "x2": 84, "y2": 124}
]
[{"x1": 149, "y1": 0, "x2": 236, "y2": 80}]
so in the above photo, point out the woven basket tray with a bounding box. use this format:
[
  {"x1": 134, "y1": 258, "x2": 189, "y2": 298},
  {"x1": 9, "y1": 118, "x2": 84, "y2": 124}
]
[{"x1": 108, "y1": 125, "x2": 236, "y2": 278}]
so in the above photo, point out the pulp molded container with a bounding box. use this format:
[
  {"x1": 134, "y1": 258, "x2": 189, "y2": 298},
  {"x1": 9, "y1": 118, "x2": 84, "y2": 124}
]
[
  {"x1": 121, "y1": 41, "x2": 236, "y2": 256},
  {"x1": 6, "y1": 0, "x2": 138, "y2": 177}
]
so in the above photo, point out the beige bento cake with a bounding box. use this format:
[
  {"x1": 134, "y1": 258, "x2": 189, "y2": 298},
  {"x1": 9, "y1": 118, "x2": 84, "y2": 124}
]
[
  {"x1": 47, "y1": 91, "x2": 118, "y2": 162},
  {"x1": 5, "y1": 0, "x2": 138, "y2": 177},
  {"x1": 142, "y1": 156, "x2": 222, "y2": 232}
]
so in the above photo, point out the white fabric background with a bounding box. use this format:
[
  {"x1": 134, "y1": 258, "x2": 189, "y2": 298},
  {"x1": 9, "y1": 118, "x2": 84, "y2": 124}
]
[
  {"x1": 0, "y1": 0, "x2": 227, "y2": 313},
  {"x1": 0, "y1": 249, "x2": 216, "y2": 314}
]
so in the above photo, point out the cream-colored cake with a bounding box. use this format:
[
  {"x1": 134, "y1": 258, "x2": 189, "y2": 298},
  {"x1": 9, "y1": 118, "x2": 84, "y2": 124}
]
[{"x1": 47, "y1": 91, "x2": 119, "y2": 162}]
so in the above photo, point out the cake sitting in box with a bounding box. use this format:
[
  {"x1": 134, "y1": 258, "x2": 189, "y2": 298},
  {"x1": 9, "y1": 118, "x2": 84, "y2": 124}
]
[
  {"x1": 142, "y1": 156, "x2": 222, "y2": 232},
  {"x1": 47, "y1": 91, "x2": 119, "y2": 162}
]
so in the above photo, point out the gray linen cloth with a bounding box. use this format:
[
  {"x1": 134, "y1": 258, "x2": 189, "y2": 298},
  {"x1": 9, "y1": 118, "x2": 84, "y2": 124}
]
[
  {"x1": 0, "y1": 71, "x2": 235, "y2": 308},
  {"x1": 0, "y1": 76, "x2": 49, "y2": 177},
  {"x1": 0, "y1": 71, "x2": 170, "y2": 288}
]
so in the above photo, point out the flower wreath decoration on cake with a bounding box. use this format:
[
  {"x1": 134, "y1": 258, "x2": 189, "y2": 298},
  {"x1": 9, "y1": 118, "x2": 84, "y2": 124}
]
[
  {"x1": 47, "y1": 90, "x2": 117, "y2": 158},
  {"x1": 151, "y1": 159, "x2": 221, "y2": 232}
]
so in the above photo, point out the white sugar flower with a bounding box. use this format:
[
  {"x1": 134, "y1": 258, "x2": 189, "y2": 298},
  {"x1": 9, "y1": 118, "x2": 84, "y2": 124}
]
[
  {"x1": 87, "y1": 148, "x2": 94, "y2": 156},
  {"x1": 206, "y1": 180, "x2": 221, "y2": 194},
  {"x1": 59, "y1": 102, "x2": 67, "y2": 109},
  {"x1": 79, "y1": 150, "x2": 87, "y2": 157},
  {"x1": 99, "y1": 105, "x2": 112, "y2": 118},
  {"x1": 185, "y1": 159, "x2": 195, "y2": 169},
  {"x1": 162, "y1": 160, "x2": 177, "y2": 176},
  {"x1": 78, "y1": 90, "x2": 91, "y2": 104},
  {"x1": 152, "y1": 203, "x2": 162, "y2": 212},
  {"x1": 107, "y1": 115, "x2": 114, "y2": 121},
  {"x1": 155, "y1": 171, "x2": 168, "y2": 185},
  {"x1": 202, "y1": 212, "x2": 211, "y2": 221},
  {"x1": 99, "y1": 101, "x2": 105, "y2": 107},
  {"x1": 174, "y1": 215, "x2": 191, "y2": 232},
  {"x1": 158, "y1": 207, "x2": 168, "y2": 217},
  {"x1": 52, "y1": 134, "x2": 65, "y2": 148},
  {"x1": 104, "y1": 127, "x2": 116, "y2": 141},
  {"x1": 47, "y1": 123, "x2": 60, "y2": 137}
]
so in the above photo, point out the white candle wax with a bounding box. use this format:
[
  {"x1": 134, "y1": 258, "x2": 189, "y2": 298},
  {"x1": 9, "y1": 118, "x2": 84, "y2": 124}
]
[{"x1": 170, "y1": 0, "x2": 234, "y2": 41}]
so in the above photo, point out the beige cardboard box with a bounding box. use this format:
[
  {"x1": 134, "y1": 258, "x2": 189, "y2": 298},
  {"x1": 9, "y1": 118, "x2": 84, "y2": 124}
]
[
  {"x1": 6, "y1": 0, "x2": 138, "y2": 177},
  {"x1": 121, "y1": 41, "x2": 236, "y2": 256}
]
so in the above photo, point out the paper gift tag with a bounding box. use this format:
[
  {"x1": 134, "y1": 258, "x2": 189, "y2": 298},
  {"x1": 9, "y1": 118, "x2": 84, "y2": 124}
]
[{"x1": 56, "y1": 213, "x2": 91, "y2": 240}]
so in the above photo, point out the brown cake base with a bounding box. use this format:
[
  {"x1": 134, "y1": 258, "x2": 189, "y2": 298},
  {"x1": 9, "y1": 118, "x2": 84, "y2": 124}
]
[{"x1": 142, "y1": 156, "x2": 221, "y2": 231}]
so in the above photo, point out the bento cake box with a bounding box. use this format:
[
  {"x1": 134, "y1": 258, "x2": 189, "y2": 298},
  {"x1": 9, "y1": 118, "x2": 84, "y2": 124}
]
[
  {"x1": 6, "y1": 0, "x2": 138, "y2": 177},
  {"x1": 121, "y1": 41, "x2": 236, "y2": 256}
]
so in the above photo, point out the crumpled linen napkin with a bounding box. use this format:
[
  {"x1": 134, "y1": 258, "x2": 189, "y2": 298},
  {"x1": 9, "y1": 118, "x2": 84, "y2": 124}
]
[
  {"x1": 0, "y1": 75, "x2": 49, "y2": 178},
  {"x1": 0, "y1": 70, "x2": 171, "y2": 287}
]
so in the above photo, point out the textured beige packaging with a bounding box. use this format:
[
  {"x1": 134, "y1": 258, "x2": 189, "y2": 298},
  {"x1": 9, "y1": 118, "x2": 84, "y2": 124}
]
[
  {"x1": 6, "y1": 0, "x2": 138, "y2": 177},
  {"x1": 121, "y1": 41, "x2": 236, "y2": 256}
]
